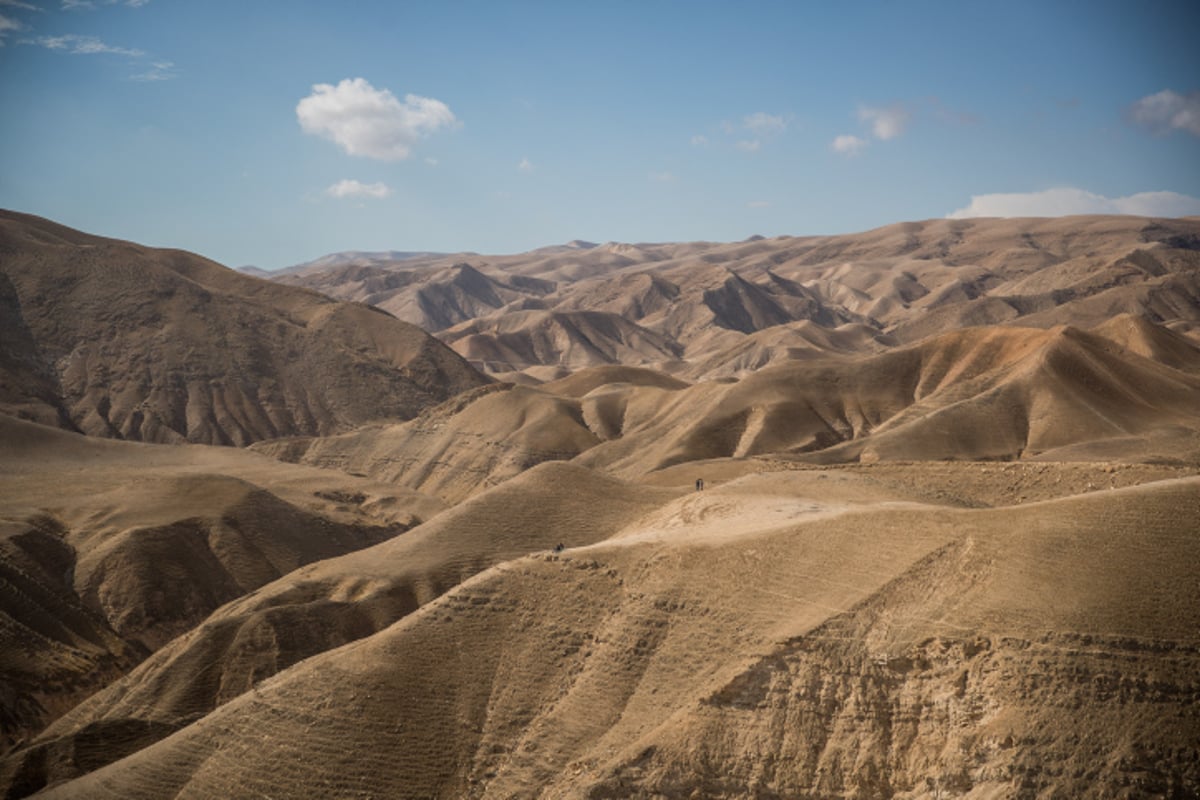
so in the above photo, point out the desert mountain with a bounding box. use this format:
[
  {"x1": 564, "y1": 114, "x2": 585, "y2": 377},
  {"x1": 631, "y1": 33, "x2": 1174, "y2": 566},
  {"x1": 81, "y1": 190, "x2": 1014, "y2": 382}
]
[
  {"x1": 253, "y1": 383, "x2": 604, "y2": 504},
  {"x1": 439, "y1": 308, "x2": 683, "y2": 379},
  {"x1": 1, "y1": 462, "x2": 677, "y2": 795},
  {"x1": 23, "y1": 465, "x2": 1200, "y2": 798},
  {"x1": 3, "y1": 213, "x2": 1200, "y2": 799},
  {"x1": 274, "y1": 215, "x2": 1200, "y2": 380},
  {"x1": 0, "y1": 414, "x2": 444, "y2": 755},
  {"x1": 254, "y1": 318, "x2": 1200, "y2": 505},
  {"x1": 278, "y1": 262, "x2": 557, "y2": 332},
  {"x1": 286, "y1": 249, "x2": 451, "y2": 274},
  {"x1": 0, "y1": 211, "x2": 489, "y2": 445}
]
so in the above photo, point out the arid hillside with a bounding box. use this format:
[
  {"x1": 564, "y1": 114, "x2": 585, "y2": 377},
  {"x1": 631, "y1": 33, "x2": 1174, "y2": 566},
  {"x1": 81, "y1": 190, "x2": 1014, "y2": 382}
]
[
  {"x1": 1, "y1": 214, "x2": 1199, "y2": 800},
  {"x1": 0, "y1": 211, "x2": 489, "y2": 445},
  {"x1": 252, "y1": 317, "x2": 1200, "y2": 504},
  {"x1": 17, "y1": 463, "x2": 1200, "y2": 799},
  {"x1": 276, "y1": 215, "x2": 1200, "y2": 381},
  {"x1": 0, "y1": 413, "x2": 445, "y2": 756}
]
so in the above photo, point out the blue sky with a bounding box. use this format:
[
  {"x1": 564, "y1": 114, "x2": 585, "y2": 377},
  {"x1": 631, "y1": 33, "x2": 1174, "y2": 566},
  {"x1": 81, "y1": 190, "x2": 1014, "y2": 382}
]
[{"x1": 2, "y1": 1, "x2": 1198, "y2": 269}]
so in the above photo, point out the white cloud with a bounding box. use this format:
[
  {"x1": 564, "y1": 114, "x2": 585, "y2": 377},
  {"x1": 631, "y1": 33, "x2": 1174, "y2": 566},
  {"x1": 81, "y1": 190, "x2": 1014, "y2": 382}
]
[
  {"x1": 831, "y1": 134, "x2": 867, "y2": 156},
  {"x1": 130, "y1": 60, "x2": 175, "y2": 81},
  {"x1": 517, "y1": 156, "x2": 534, "y2": 171},
  {"x1": 649, "y1": 171, "x2": 676, "y2": 183},
  {"x1": 858, "y1": 104, "x2": 909, "y2": 140},
  {"x1": 691, "y1": 134, "x2": 708, "y2": 146},
  {"x1": 62, "y1": 0, "x2": 150, "y2": 8},
  {"x1": 424, "y1": 156, "x2": 439, "y2": 166},
  {"x1": 27, "y1": 33, "x2": 143, "y2": 55},
  {"x1": 735, "y1": 139, "x2": 760, "y2": 153},
  {"x1": 296, "y1": 78, "x2": 459, "y2": 161},
  {"x1": 743, "y1": 112, "x2": 786, "y2": 134},
  {"x1": 0, "y1": 1, "x2": 39, "y2": 11},
  {"x1": 747, "y1": 200, "x2": 771, "y2": 208},
  {"x1": 1129, "y1": 89, "x2": 1200, "y2": 137},
  {"x1": 326, "y1": 179, "x2": 392, "y2": 200},
  {"x1": 947, "y1": 188, "x2": 1200, "y2": 219},
  {"x1": 0, "y1": 14, "x2": 21, "y2": 43}
]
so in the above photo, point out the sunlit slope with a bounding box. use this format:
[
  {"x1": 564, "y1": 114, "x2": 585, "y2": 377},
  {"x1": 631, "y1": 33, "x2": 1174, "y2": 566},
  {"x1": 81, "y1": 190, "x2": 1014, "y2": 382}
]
[
  {"x1": 253, "y1": 320, "x2": 1200, "y2": 502},
  {"x1": 279, "y1": 215, "x2": 1200, "y2": 381},
  {"x1": 40, "y1": 475, "x2": 1200, "y2": 798},
  {"x1": 2, "y1": 463, "x2": 677, "y2": 795},
  {"x1": 576, "y1": 323, "x2": 1200, "y2": 473},
  {"x1": 0, "y1": 415, "x2": 441, "y2": 754},
  {"x1": 252, "y1": 384, "x2": 605, "y2": 504}
]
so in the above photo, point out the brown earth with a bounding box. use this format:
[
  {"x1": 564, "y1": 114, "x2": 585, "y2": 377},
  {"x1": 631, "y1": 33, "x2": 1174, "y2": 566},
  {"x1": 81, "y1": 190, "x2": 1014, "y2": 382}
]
[
  {"x1": 0, "y1": 210, "x2": 489, "y2": 445},
  {"x1": 20, "y1": 466, "x2": 1200, "y2": 799},
  {"x1": 0, "y1": 414, "x2": 444, "y2": 755},
  {"x1": 251, "y1": 318, "x2": 1200, "y2": 505},
  {"x1": 2, "y1": 213, "x2": 1199, "y2": 799},
  {"x1": 276, "y1": 215, "x2": 1200, "y2": 380}
]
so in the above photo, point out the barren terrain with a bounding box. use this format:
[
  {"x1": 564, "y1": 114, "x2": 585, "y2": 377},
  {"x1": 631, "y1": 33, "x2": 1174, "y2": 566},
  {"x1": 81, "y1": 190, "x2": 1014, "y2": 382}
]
[{"x1": 1, "y1": 213, "x2": 1198, "y2": 799}]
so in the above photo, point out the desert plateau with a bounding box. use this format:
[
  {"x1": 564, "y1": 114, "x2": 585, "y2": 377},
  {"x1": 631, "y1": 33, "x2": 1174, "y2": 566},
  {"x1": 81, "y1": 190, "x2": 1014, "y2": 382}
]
[{"x1": 1, "y1": 208, "x2": 1198, "y2": 799}]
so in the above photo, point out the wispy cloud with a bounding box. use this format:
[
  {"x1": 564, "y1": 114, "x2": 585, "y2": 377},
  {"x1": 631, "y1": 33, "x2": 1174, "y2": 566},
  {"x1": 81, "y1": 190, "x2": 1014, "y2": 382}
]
[
  {"x1": 747, "y1": 200, "x2": 771, "y2": 208},
  {"x1": 858, "y1": 104, "x2": 909, "y2": 140},
  {"x1": 326, "y1": 179, "x2": 392, "y2": 200},
  {"x1": 830, "y1": 134, "x2": 866, "y2": 156},
  {"x1": 830, "y1": 102, "x2": 908, "y2": 157},
  {"x1": 707, "y1": 111, "x2": 789, "y2": 153},
  {"x1": 62, "y1": 0, "x2": 151, "y2": 8},
  {"x1": 517, "y1": 156, "x2": 534, "y2": 171},
  {"x1": 649, "y1": 171, "x2": 676, "y2": 183},
  {"x1": 26, "y1": 32, "x2": 143, "y2": 55},
  {"x1": 0, "y1": 1, "x2": 39, "y2": 11},
  {"x1": 743, "y1": 112, "x2": 786, "y2": 135},
  {"x1": 1129, "y1": 89, "x2": 1200, "y2": 137},
  {"x1": 130, "y1": 59, "x2": 175, "y2": 81},
  {"x1": 0, "y1": 14, "x2": 22, "y2": 44},
  {"x1": 297, "y1": 77, "x2": 459, "y2": 161},
  {"x1": 947, "y1": 187, "x2": 1200, "y2": 219}
]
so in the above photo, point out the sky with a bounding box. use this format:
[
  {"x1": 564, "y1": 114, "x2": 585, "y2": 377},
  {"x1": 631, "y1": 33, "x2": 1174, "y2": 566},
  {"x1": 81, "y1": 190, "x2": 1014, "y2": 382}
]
[{"x1": 1, "y1": 0, "x2": 1199, "y2": 269}]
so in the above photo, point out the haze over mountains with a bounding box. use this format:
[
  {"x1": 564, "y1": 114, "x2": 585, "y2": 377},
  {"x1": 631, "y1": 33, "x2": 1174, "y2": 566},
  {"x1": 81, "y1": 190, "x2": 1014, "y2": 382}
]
[{"x1": 1, "y1": 210, "x2": 1198, "y2": 799}]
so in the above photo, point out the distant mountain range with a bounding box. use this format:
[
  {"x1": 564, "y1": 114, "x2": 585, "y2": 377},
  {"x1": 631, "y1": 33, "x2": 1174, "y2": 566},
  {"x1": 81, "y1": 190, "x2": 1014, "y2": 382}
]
[{"x1": 265, "y1": 215, "x2": 1200, "y2": 382}]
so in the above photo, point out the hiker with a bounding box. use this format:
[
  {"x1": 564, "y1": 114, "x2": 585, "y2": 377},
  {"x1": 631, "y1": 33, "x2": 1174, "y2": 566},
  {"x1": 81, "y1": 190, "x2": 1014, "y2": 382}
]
[
  {"x1": 553, "y1": 543, "x2": 564, "y2": 553},
  {"x1": 695, "y1": 478, "x2": 704, "y2": 492}
]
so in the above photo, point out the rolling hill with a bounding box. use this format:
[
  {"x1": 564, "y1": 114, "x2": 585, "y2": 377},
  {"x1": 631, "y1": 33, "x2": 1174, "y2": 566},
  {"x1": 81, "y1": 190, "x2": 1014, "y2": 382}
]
[
  {"x1": 21, "y1": 467, "x2": 1200, "y2": 799},
  {"x1": 2, "y1": 212, "x2": 1199, "y2": 799},
  {"x1": 250, "y1": 318, "x2": 1200, "y2": 504},
  {"x1": 0, "y1": 211, "x2": 489, "y2": 446},
  {"x1": 272, "y1": 215, "x2": 1200, "y2": 381},
  {"x1": 0, "y1": 414, "x2": 444, "y2": 756}
]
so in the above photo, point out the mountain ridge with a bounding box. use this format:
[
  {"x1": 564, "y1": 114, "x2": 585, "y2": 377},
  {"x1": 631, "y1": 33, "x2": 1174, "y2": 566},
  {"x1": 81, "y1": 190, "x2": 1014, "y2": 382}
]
[{"x1": 0, "y1": 210, "x2": 490, "y2": 446}]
